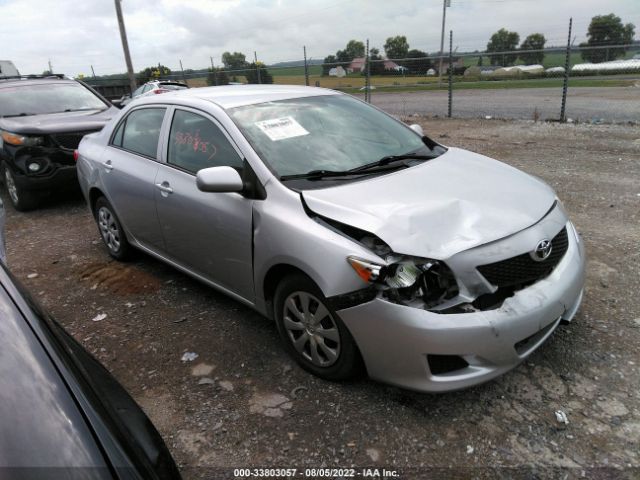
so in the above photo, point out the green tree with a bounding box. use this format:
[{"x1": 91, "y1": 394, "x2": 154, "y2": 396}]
[
  {"x1": 384, "y1": 35, "x2": 410, "y2": 60},
  {"x1": 221, "y1": 52, "x2": 248, "y2": 71},
  {"x1": 206, "y1": 67, "x2": 229, "y2": 86},
  {"x1": 322, "y1": 54, "x2": 338, "y2": 76},
  {"x1": 486, "y1": 28, "x2": 520, "y2": 65},
  {"x1": 336, "y1": 40, "x2": 365, "y2": 62},
  {"x1": 402, "y1": 49, "x2": 432, "y2": 74},
  {"x1": 368, "y1": 47, "x2": 386, "y2": 75},
  {"x1": 138, "y1": 65, "x2": 171, "y2": 84},
  {"x1": 519, "y1": 33, "x2": 546, "y2": 64},
  {"x1": 579, "y1": 14, "x2": 635, "y2": 63},
  {"x1": 245, "y1": 62, "x2": 273, "y2": 84}
]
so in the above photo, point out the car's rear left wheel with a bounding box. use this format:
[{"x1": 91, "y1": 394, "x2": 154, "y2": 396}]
[{"x1": 94, "y1": 197, "x2": 131, "y2": 260}]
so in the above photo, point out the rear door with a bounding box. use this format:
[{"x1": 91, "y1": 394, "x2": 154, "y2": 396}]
[
  {"x1": 101, "y1": 106, "x2": 167, "y2": 250},
  {"x1": 154, "y1": 107, "x2": 254, "y2": 301}
]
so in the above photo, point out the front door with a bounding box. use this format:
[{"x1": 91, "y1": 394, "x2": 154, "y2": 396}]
[{"x1": 154, "y1": 108, "x2": 254, "y2": 301}]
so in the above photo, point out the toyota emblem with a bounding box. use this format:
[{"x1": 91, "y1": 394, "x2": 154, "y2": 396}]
[{"x1": 530, "y1": 239, "x2": 552, "y2": 262}]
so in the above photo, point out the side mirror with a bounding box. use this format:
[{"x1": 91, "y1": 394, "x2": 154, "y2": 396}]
[
  {"x1": 196, "y1": 166, "x2": 244, "y2": 193},
  {"x1": 409, "y1": 124, "x2": 424, "y2": 136}
]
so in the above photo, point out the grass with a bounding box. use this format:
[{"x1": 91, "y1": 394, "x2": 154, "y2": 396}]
[
  {"x1": 183, "y1": 71, "x2": 636, "y2": 94},
  {"x1": 463, "y1": 49, "x2": 640, "y2": 69},
  {"x1": 337, "y1": 77, "x2": 635, "y2": 94}
]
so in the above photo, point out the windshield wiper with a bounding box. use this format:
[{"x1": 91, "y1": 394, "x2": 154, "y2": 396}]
[
  {"x1": 348, "y1": 154, "x2": 435, "y2": 173},
  {"x1": 3, "y1": 112, "x2": 36, "y2": 118},
  {"x1": 280, "y1": 153, "x2": 435, "y2": 181},
  {"x1": 280, "y1": 169, "x2": 374, "y2": 181}
]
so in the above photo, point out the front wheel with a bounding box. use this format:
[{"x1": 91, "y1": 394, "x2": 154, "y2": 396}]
[
  {"x1": 274, "y1": 274, "x2": 364, "y2": 381},
  {"x1": 94, "y1": 197, "x2": 131, "y2": 260},
  {"x1": 3, "y1": 166, "x2": 38, "y2": 211}
]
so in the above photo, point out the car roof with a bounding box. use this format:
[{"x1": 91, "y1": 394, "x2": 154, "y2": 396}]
[
  {"x1": 0, "y1": 76, "x2": 77, "y2": 89},
  {"x1": 142, "y1": 84, "x2": 342, "y2": 109}
]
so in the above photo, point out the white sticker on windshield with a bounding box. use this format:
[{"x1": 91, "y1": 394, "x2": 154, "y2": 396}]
[{"x1": 255, "y1": 116, "x2": 309, "y2": 141}]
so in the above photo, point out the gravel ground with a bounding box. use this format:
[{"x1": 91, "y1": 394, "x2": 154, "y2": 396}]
[
  {"x1": 4, "y1": 118, "x2": 640, "y2": 479},
  {"x1": 364, "y1": 86, "x2": 640, "y2": 123}
]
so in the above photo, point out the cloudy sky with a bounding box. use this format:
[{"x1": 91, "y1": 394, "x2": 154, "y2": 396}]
[{"x1": 1, "y1": 0, "x2": 637, "y2": 76}]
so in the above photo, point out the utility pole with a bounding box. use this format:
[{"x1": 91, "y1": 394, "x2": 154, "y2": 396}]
[
  {"x1": 179, "y1": 59, "x2": 186, "y2": 82},
  {"x1": 254, "y1": 51, "x2": 261, "y2": 84},
  {"x1": 438, "y1": 0, "x2": 450, "y2": 82},
  {"x1": 91, "y1": 65, "x2": 96, "y2": 78},
  {"x1": 114, "y1": 0, "x2": 137, "y2": 94},
  {"x1": 303, "y1": 46, "x2": 309, "y2": 87},
  {"x1": 48, "y1": 59, "x2": 53, "y2": 74},
  {"x1": 210, "y1": 56, "x2": 218, "y2": 86},
  {"x1": 560, "y1": 18, "x2": 573, "y2": 122}
]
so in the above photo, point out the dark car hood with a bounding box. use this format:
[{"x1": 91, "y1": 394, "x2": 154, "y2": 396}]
[
  {"x1": 302, "y1": 147, "x2": 556, "y2": 259},
  {"x1": 0, "y1": 273, "x2": 108, "y2": 469},
  {"x1": 0, "y1": 106, "x2": 118, "y2": 134}
]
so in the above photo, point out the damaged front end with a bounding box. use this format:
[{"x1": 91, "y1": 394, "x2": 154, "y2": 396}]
[
  {"x1": 314, "y1": 215, "x2": 462, "y2": 312},
  {"x1": 315, "y1": 201, "x2": 577, "y2": 316}
]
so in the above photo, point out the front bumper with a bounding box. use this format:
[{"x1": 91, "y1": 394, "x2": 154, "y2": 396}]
[
  {"x1": 337, "y1": 221, "x2": 585, "y2": 393},
  {"x1": 12, "y1": 165, "x2": 78, "y2": 192}
]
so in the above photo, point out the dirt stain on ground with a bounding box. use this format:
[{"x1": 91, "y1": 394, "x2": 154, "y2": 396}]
[{"x1": 78, "y1": 262, "x2": 162, "y2": 295}]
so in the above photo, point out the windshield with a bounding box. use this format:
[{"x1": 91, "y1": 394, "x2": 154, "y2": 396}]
[
  {"x1": 0, "y1": 82, "x2": 107, "y2": 117},
  {"x1": 229, "y1": 94, "x2": 434, "y2": 177}
]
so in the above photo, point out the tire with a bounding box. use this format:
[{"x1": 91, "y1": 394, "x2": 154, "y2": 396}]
[
  {"x1": 274, "y1": 274, "x2": 364, "y2": 381},
  {"x1": 94, "y1": 196, "x2": 131, "y2": 260},
  {"x1": 3, "y1": 166, "x2": 38, "y2": 211}
]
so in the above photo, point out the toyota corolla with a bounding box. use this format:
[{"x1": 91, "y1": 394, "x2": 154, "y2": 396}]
[{"x1": 76, "y1": 85, "x2": 585, "y2": 392}]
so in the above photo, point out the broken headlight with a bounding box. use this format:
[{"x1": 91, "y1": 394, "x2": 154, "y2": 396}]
[{"x1": 347, "y1": 255, "x2": 459, "y2": 308}]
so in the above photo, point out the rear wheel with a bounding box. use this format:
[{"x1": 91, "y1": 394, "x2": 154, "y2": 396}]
[
  {"x1": 94, "y1": 197, "x2": 131, "y2": 260},
  {"x1": 274, "y1": 274, "x2": 364, "y2": 381},
  {"x1": 3, "y1": 166, "x2": 38, "y2": 211}
]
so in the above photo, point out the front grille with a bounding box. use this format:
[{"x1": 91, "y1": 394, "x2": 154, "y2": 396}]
[
  {"x1": 51, "y1": 130, "x2": 98, "y2": 150},
  {"x1": 477, "y1": 227, "x2": 569, "y2": 288}
]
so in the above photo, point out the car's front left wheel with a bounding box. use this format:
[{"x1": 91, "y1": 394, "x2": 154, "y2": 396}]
[
  {"x1": 94, "y1": 196, "x2": 131, "y2": 260},
  {"x1": 274, "y1": 274, "x2": 364, "y2": 381},
  {"x1": 3, "y1": 166, "x2": 38, "y2": 211}
]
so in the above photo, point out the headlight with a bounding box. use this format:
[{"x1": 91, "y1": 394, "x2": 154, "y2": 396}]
[
  {"x1": 347, "y1": 255, "x2": 459, "y2": 308},
  {"x1": 1, "y1": 131, "x2": 44, "y2": 147}
]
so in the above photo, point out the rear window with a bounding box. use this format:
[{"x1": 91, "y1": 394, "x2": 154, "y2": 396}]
[
  {"x1": 112, "y1": 108, "x2": 166, "y2": 159},
  {"x1": 159, "y1": 83, "x2": 188, "y2": 91},
  {"x1": 0, "y1": 82, "x2": 107, "y2": 117}
]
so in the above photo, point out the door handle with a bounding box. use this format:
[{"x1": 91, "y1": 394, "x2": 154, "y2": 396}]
[
  {"x1": 155, "y1": 182, "x2": 173, "y2": 195},
  {"x1": 103, "y1": 160, "x2": 113, "y2": 171}
]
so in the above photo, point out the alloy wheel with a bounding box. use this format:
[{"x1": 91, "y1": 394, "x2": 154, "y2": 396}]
[
  {"x1": 4, "y1": 169, "x2": 19, "y2": 205},
  {"x1": 282, "y1": 291, "x2": 341, "y2": 367},
  {"x1": 97, "y1": 206, "x2": 121, "y2": 253}
]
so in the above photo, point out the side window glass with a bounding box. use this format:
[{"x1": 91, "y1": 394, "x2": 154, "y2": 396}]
[
  {"x1": 120, "y1": 108, "x2": 166, "y2": 158},
  {"x1": 111, "y1": 120, "x2": 125, "y2": 147},
  {"x1": 167, "y1": 110, "x2": 243, "y2": 174}
]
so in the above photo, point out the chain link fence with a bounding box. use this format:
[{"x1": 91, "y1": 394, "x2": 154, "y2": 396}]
[{"x1": 83, "y1": 36, "x2": 640, "y2": 124}]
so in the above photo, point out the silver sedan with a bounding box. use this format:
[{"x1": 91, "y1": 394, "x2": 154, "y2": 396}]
[{"x1": 76, "y1": 85, "x2": 585, "y2": 392}]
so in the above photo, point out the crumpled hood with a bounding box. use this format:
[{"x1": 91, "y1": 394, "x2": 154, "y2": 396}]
[
  {"x1": 302, "y1": 147, "x2": 556, "y2": 259},
  {"x1": 0, "y1": 107, "x2": 118, "y2": 135}
]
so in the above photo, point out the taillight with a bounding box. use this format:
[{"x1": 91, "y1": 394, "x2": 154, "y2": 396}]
[
  {"x1": 153, "y1": 88, "x2": 170, "y2": 94},
  {"x1": 73, "y1": 150, "x2": 79, "y2": 162}
]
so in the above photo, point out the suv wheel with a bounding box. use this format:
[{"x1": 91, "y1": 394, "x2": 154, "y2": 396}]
[
  {"x1": 274, "y1": 274, "x2": 364, "y2": 381},
  {"x1": 3, "y1": 167, "x2": 38, "y2": 211},
  {"x1": 94, "y1": 197, "x2": 131, "y2": 260}
]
